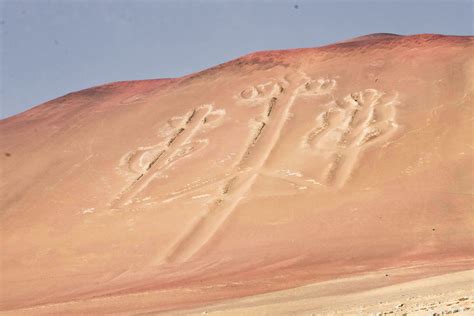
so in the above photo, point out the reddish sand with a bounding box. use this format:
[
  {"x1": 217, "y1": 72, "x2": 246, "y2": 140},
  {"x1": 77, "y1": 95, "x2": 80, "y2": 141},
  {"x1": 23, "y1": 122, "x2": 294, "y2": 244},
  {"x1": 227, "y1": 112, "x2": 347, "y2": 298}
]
[{"x1": 1, "y1": 34, "x2": 473, "y2": 314}]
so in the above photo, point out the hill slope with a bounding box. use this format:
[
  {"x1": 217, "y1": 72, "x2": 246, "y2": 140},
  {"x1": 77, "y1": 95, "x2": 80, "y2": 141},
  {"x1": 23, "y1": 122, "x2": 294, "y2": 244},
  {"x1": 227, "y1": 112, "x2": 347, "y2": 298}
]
[{"x1": 1, "y1": 34, "x2": 473, "y2": 314}]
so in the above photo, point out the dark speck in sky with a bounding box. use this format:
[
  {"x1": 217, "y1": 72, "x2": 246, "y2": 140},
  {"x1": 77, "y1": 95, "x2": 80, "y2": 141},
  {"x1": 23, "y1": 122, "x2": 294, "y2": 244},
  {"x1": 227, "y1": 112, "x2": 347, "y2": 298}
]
[{"x1": 294, "y1": 4, "x2": 299, "y2": 9}]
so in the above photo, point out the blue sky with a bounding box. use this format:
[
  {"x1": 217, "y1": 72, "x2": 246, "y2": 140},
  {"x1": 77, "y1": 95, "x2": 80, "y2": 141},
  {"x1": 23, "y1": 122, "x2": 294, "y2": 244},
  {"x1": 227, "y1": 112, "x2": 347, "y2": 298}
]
[{"x1": 1, "y1": 0, "x2": 472, "y2": 118}]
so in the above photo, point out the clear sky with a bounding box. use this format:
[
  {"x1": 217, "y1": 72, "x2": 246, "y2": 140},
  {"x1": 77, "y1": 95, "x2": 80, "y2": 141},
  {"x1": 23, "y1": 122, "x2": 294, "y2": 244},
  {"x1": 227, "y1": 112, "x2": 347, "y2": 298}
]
[{"x1": 1, "y1": 0, "x2": 472, "y2": 118}]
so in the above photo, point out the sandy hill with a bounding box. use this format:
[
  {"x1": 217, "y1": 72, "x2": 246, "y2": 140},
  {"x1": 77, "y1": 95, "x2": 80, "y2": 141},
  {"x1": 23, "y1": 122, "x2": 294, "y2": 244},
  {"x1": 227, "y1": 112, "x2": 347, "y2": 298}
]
[{"x1": 1, "y1": 34, "x2": 473, "y2": 314}]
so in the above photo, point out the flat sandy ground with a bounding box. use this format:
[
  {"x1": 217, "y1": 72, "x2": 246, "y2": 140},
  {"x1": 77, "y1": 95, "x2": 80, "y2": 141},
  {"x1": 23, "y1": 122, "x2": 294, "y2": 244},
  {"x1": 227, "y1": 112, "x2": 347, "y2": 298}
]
[{"x1": 178, "y1": 269, "x2": 473, "y2": 316}]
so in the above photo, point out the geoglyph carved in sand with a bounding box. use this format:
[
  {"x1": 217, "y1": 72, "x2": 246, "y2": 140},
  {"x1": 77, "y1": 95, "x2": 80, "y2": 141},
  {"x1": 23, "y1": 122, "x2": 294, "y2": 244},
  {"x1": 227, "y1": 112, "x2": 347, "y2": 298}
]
[
  {"x1": 303, "y1": 88, "x2": 400, "y2": 187},
  {"x1": 112, "y1": 73, "x2": 400, "y2": 265},
  {"x1": 112, "y1": 104, "x2": 226, "y2": 208}
]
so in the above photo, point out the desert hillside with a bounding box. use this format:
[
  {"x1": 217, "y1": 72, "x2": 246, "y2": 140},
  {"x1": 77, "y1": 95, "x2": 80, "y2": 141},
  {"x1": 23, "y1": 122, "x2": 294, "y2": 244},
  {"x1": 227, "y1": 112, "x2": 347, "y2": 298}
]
[{"x1": 1, "y1": 34, "x2": 473, "y2": 314}]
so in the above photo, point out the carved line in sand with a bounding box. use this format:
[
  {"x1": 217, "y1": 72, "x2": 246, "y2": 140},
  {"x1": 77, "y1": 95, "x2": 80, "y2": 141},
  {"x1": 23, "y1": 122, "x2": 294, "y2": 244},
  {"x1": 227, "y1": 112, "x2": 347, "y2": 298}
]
[
  {"x1": 111, "y1": 104, "x2": 225, "y2": 208},
  {"x1": 303, "y1": 89, "x2": 399, "y2": 187},
  {"x1": 159, "y1": 74, "x2": 400, "y2": 265}
]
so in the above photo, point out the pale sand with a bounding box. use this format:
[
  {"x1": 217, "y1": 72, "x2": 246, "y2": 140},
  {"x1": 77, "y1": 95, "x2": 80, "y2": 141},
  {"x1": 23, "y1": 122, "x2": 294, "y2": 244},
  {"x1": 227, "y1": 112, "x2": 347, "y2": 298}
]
[{"x1": 178, "y1": 270, "x2": 473, "y2": 315}]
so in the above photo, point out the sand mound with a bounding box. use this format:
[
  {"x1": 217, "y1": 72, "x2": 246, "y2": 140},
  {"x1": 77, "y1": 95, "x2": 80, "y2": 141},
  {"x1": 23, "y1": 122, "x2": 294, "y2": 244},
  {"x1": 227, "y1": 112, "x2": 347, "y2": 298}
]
[{"x1": 1, "y1": 34, "x2": 473, "y2": 314}]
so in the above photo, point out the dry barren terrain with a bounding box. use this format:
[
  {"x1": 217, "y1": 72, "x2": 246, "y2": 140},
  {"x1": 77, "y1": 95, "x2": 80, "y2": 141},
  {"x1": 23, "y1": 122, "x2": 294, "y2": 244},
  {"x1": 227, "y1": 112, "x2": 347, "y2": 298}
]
[{"x1": 1, "y1": 34, "x2": 473, "y2": 314}]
